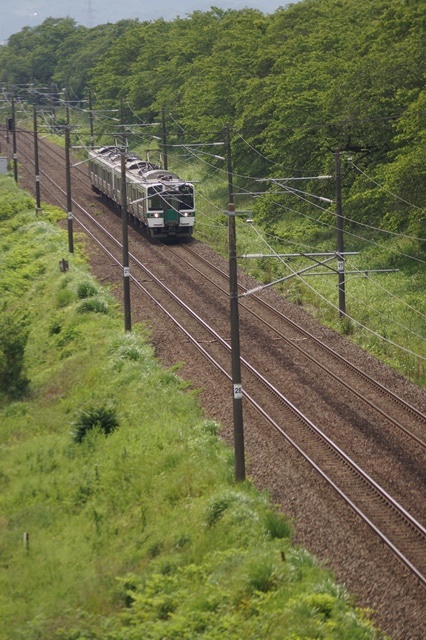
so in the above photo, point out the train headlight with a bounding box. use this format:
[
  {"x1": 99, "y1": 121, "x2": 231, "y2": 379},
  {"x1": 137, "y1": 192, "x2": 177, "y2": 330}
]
[
  {"x1": 154, "y1": 213, "x2": 160, "y2": 218},
  {"x1": 183, "y1": 212, "x2": 189, "y2": 217}
]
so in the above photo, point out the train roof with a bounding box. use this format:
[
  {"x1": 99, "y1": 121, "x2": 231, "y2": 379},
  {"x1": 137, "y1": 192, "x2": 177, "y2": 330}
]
[{"x1": 88, "y1": 146, "x2": 191, "y2": 185}]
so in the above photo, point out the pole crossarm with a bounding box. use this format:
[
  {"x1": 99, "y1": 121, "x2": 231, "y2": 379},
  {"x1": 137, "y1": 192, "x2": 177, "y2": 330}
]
[
  {"x1": 169, "y1": 142, "x2": 225, "y2": 147},
  {"x1": 72, "y1": 158, "x2": 90, "y2": 167},
  {"x1": 239, "y1": 252, "x2": 397, "y2": 298},
  {"x1": 256, "y1": 176, "x2": 333, "y2": 182},
  {"x1": 292, "y1": 268, "x2": 400, "y2": 278},
  {"x1": 240, "y1": 251, "x2": 359, "y2": 259},
  {"x1": 240, "y1": 256, "x2": 339, "y2": 298}
]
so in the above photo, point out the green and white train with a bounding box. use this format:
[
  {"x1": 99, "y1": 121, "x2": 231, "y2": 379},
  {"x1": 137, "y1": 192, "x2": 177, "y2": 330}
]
[{"x1": 88, "y1": 146, "x2": 195, "y2": 239}]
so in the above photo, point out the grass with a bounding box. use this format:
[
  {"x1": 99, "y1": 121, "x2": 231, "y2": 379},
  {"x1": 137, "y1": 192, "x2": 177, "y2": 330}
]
[{"x1": 0, "y1": 174, "x2": 386, "y2": 638}]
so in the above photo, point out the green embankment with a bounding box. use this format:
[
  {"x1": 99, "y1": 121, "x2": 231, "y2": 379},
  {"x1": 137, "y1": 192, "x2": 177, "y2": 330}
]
[{"x1": 0, "y1": 175, "x2": 384, "y2": 638}]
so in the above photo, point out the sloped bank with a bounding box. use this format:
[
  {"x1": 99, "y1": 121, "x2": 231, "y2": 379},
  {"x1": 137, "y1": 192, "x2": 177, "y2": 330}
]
[{"x1": 0, "y1": 175, "x2": 383, "y2": 639}]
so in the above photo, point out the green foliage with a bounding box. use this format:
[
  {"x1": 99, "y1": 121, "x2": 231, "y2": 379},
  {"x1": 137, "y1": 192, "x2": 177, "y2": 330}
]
[
  {"x1": 77, "y1": 280, "x2": 99, "y2": 299},
  {"x1": 77, "y1": 297, "x2": 109, "y2": 314},
  {"x1": 56, "y1": 288, "x2": 75, "y2": 308},
  {"x1": 0, "y1": 180, "x2": 34, "y2": 221},
  {"x1": 1, "y1": 0, "x2": 424, "y2": 235},
  {"x1": 0, "y1": 310, "x2": 29, "y2": 398},
  {"x1": 72, "y1": 404, "x2": 120, "y2": 443},
  {"x1": 264, "y1": 509, "x2": 292, "y2": 540}
]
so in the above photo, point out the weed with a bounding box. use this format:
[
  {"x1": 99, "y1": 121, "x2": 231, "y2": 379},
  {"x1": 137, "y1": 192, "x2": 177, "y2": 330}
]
[
  {"x1": 206, "y1": 492, "x2": 236, "y2": 526},
  {"x1": 72, "y1": 404, "x2": 119, "y2": 443},
  {"x1": 77, "y1": 298, "x2": 109, "y2": 314},
  {"x1": 264, "y1": 510, "x2": 292, "y2": 540},
  {"x1": 245, "y1": 557, "x2": 277, "y2": 593},
  {"x1": 148, "y1": 542, "x2": 163, "y2": 558},
  {"x1": 76, "y1": 281, "x2": 99, "y2": 299},
  {"x1": 56, "y1": 288, "x2": 75, "y2": 308},
  {"x1": 0, "y1": 311, "x2": 30, "y2": 398},
  {"x1": 340, "y1": 317, "x2": 355, "y2": 336}
]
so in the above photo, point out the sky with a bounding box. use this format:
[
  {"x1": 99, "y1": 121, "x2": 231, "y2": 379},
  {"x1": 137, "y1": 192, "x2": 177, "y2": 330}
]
[{"x1": 0, "y1": 0, "x2": 297, "y2": 44}]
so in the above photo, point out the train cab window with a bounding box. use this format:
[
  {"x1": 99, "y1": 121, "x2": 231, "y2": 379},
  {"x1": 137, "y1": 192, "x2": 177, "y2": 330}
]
[
  {"x1": 178, "y1": 186, "x2": 194, "y2": 210},
  {"x1": 147, "y1": 186, "x2": 163, "y2": 211}
]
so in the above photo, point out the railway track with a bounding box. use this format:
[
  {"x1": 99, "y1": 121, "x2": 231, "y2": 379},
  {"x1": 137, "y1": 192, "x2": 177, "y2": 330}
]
[
  {"x1": 165, "y1": 241, "x2": 426, "y2": 449},
  {"x1": 2, "y1": 125, "x2": 426, "y2": 593},
  {"x1": 72, "y1": 208, "x2": 426, "y2": 588}
]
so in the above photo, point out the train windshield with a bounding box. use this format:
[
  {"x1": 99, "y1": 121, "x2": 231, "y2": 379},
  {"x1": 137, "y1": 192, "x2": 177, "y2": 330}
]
[
  {"x1": 147, "y1": 186, "x2": 163, "y2": 211},
  {"x1": 148, "y1": 185, "x2": 194, "y2": 212},
  {"x1": 178, "y1": 186, "x2": 194, "y2": 210}
]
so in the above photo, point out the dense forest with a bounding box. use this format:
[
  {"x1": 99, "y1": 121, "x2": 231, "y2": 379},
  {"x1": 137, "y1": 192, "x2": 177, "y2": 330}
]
[{"x1": 1, "y1": 0, "x2": 425, "y2": 237}]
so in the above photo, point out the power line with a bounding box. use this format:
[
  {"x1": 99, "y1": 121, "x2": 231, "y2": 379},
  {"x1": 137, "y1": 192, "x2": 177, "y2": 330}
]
[
  {"x1": 246, "y1": 223, "x2": 425, "y2": 362},
  {"x1": 349, "y1": 159, "x2": 426, "y2": 216}
]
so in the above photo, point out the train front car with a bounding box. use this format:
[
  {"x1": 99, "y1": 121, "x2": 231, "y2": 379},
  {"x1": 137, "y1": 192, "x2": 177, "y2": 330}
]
[
  {"x1": 144, "y1": 170, "x2": 195, "y2": 239},
  {"x1": 88, "y1": 147, "x2": 195, "y2": 241}
]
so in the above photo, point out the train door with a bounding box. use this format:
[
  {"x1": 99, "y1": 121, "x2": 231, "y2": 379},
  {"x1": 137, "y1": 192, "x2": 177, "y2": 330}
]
[{"x1": 163, "y1": 195, "x2": 179, "y2": 227}]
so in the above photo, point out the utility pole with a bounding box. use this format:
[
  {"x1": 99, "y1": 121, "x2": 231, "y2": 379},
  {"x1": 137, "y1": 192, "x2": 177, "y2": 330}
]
[
  {"x1": 334, "y1": 149, "x2": 346, "y2": 318},
  {"x1": 88, "y1": 90, "x2": 94, "y2": 148},
  {"x1": 33, "y1": 106, "x2": 41, "y2": 214},
  {"x1": 120, "y1": 98, "x2": 132, "y2": 332},
  {"x1": 226, "y1": 122, "x2": 234, "y2": 205},
  {"x1": 161, "y1": 107, "x2": 168, "y2": 170},
  {"x1": 50, "y1": 82, "x2": 57, "y2": 130},
  {"x1": 65, "y1": 125, "x2": 74, "y2": 253},
  {"x1": 64, "y1": 88, "x2": 70, "y2": 125},
  {"x1": 226, "y1": 122, "x2": 245, "y2": 482},
  {"x1": 120, "y1": 98, "x2": 126, "y2": 149},
  {"x1": 120, "y1": 149, "x2": 132, "y2": 332},
  {"x1": 11, "y1": 95, "x2": 18, "y2": 183}
]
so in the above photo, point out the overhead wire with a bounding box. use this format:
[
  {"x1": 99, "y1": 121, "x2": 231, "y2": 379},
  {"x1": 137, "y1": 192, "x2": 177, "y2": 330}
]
[
  {"x1": 245, "y1": 222, "x2": 425, "y2": 361},
  {"x1": 240, "y1": 184, "x2": 426, "y2": 265},
  {"x1": 6, "y1": 89, "x2": 424, "y2": 357},
  {"x1": 177, "y1": 139, "x2": 423, "y2": 339},
  {"x1": 349, "y1": 158, "x2": 426, "y2": 215},
  {"x1": 163, "y1": 118, "x2": 426, "y2": 282},
  {"x1": 336, "y1": 251, "x2": 426, "y2": 325},
  {"x1": 235, "y1": 129, "x2": 426, "y2": 243}
]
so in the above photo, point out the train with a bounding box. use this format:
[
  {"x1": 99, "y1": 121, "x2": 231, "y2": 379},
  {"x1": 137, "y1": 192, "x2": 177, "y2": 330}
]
[{"x1": 88, "y1": 146, "x2": 195, "y2": 239}]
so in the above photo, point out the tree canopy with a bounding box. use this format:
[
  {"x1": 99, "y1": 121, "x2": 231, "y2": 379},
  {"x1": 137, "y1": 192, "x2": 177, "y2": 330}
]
[{"x1": 0, "y1": 0, "x2": 424, "y2": 235}]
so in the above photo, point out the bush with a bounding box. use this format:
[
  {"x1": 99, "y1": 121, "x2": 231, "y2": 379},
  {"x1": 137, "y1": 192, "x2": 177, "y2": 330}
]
[
  {"x1": 77, "y1": 281, "x2": 99, "y2": 299},
  {"x1": 72, "y1": 404, "x2": 120, "y2": 443},
  {"x1": 264, "y1": 510, "x2": 292, "y2": 540},
  {"x1": 0, "y1": 312, "x2": 29, "y2": 398},
  {"x1": 56, "y1": 288, "x2": 75, "y2": 308},
  {"x1": 0, "y1": 181, "x2": 33, "y2": 221},
  {"x1": 77, "y1": 298, "x2": 109, "y2": 314}
]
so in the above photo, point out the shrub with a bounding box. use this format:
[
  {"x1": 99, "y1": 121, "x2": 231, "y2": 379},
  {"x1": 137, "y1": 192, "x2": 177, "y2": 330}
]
[
  {"x1": 0, "y1": 312, "x2": 29, "y2": 398},
  {"x1": 245, "y1": 556, "x2": 276, "y2": 593},
  {"x1": 77, "y1": 298, "x2": 109, "y2": 314},
  {"x1": 72, "y1": 404, "x2": 120, "y2": 443},
  {"x1": 205, "y1": 491, "x2": 237, "y2": 527},
  {"x1": 77, "y1": 281, "x2": 99, "y2": 299},
  {"x1": 264, "y1": 510, "x2": 292, "y2": 540},
  {"x1": 0, "y1": 182, "x2": 33, "y2": 221}
]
